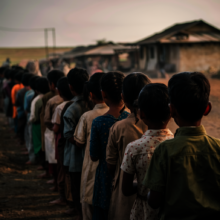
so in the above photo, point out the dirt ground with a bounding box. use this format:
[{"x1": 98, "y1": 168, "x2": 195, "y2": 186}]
[
  {"x1": 0, "y1": 115, "x2": 74, "y2": 220},
  {"x1": 0, "y1": 78, "x2": 219, "y2": 220}
]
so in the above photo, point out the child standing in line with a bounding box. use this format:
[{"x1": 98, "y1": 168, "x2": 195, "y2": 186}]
[
  {"x1": 16, "y1": 73, "x2": 34, "y2": 162},
  {"x1": 143, "y1": 72, "x2": 220, "y2": 220},
  {"x1": 89, "y1": 71, "x2": 130, "y2": 220},
  {"x1": 63, "y1": 68, "x2": 90, "y2": 219},
  {"x1": 39, "y1": 70, "x2": 64, "y2": 179},
  {"x1": 29, "y1": 77, "x2": 50, "y2": 165},
  {"x1": 74, "y1": 72, "x2": 109, "y2": 220},
  {"x1": 106, "y1": 73, "x2": 151, "y2": 220},
  {"x1": 49, "y1": 77, "x2": 73, "y2": 205},
  {"x1": 11, "y1": 70, "x2": 24, "y2": 137},
  {"x1": 121, "y1": 83, "x2": 173, "y2": 220},
  {"x1": 44, "y1": 71, "x2": 65, "y2": 190}
]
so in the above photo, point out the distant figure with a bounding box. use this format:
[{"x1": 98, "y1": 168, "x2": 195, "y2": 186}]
[
  {"x1": 26, "y1": 61, "x2": 42, "y2": 76},
  {"x1": 2, "y1": 58, "x2": 11, "y2": 67},
  {"x1": 90, "y1": 62, "x2": 103, "y2": 76}
]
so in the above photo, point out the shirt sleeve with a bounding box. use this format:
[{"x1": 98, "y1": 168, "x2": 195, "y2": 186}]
[
  {"x1": 63, "y1": 105, "x2": 78, "y2": 140},
  {"x1": 106, "y1": 124, "x2": 118, "y2": 165},
  {"x1": 51, "y1": 106, "x2": 62, "y2": 125},
  {"x1": 121, "y1": 143, "x2": 136, "y2": 175},
  {"x1": 142, "y1": 144, "x2": 166, "y2": 193},
  {"x1": 74, "y1": 114, "x2": 87, "y2": 145},
  {"x1": 90, "y1": 119, "x2": 100, "y2": 158},
  {"x1": 44, "y1": 101, "x2": 53, "y2": 129},
  {"x1": 24, "y1": 92, "x2": 28, "y2": 111},
  {"x1": 15, "y1": 91, "x2": 20, "y2": 107}
]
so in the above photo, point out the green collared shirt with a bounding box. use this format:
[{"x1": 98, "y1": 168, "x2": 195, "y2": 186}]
[{"x1": 143, "y1": 125, "x2": 220, "y2": 220}]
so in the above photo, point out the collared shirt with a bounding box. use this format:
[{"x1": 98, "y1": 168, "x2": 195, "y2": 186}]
[
  {"x1": 143, "y1": 125, "x2": 220, "y2": 220},
  {"x1": 121, "y1": 129, "x2": 173, "y2": 220},
  {"x1": 51, "y1": 101, "x2": 69, "y2": 125},
  {"x1": 40, "y1": 91, "x2": 56, "y2": 151},
  {"x1": 11, "y1": 83, "x2": 24, "y2": 118},
  {"x1": 63, "y1": 95, "x2": 90, "y2": 172},
  {"x1": 106, "y1": 113, "x2": 148, "y2": 220},
  {"x1": 15, "y1": 87, "x2": 28, "y2": 119},
  {"x1": 90, "y1": 111, "x2": 130, "y2": 210},
  {"x1": 44, "y1": 95, "x2": 63, "y2": 130},
  {"x1": 73, "y1": 103, "x2": 109, "y2": 204},
  {"x1": 29, "y1": 94, "x2": 43, "y2": 123},
  {"x1": 24, "y1": 90, "x2": 35, "y2": 121}
]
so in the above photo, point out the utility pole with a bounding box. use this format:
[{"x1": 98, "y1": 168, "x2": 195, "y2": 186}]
[
  {"x1": 44, "y1": 28, "x2": 56, "y2": 59},
  {"x1": 0, "y1": 26, "x2": 56, "y2": 59},
  {"x1": 44, "y1": 28, "x2": 48, "y2": 59},
  {"x1": 52, "y1": 28, "x2": 56, "y2": 58}
]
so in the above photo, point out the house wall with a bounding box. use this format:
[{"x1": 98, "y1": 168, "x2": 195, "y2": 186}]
[
  {"x1": 168, "y1": 44, "x2": 180, "y2": 71},
  {"x1": 179, "y1": 43, "x2": 220, "y2": 72},
  {"x1": 139, "y1": 46, "x2": 147, "y2": 70},
  {"x1": 146, "y1": 45, "x2": 157, "y2": 71}
]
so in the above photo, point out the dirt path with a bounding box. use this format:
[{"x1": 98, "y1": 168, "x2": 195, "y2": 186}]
[{"x1": 0, "y1": 114, "x2": 73, "y2": 220}]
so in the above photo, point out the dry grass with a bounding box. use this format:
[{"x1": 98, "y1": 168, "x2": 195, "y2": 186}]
[{"x1": 0, "y1": 47, "x2": 74, "y2": 66}]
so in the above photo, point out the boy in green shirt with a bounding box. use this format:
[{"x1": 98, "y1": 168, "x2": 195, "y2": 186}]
[{"x1": 143, "y1": 72, "x2": 220, "y2": 220}]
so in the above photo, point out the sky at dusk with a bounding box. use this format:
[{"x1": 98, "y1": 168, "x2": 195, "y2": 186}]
[{"x1": 0, "y1": 0, "x2": 220, "y2": 47}]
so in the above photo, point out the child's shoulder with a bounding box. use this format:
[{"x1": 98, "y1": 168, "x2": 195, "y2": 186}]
[
  {"x1": 205, "y1": 134, "x2": 220, "y2": 152},
  {"x1": 93, "y1": 115, "x2": 108, "y2": 123}
]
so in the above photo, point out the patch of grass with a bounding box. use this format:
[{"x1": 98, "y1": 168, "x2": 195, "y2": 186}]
[{"x1": 0, "y1": 47, "x2": 74, "y2": 66}]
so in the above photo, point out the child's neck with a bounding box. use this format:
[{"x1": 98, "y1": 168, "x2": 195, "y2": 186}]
[
  {"x1": 175, "y1": 118, "x2": 202, "y2": 127},
  {"x1": 107, "y1": 102, "x2": 125, "y2": 118},
  {"x1": 148, "y1": 125, "x2": 167, "y2": 130},
  {"x1": 93, "y1": 99, "x2": 105, "y2": 105}
]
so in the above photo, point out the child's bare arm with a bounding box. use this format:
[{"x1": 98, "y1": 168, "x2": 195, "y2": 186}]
[
  {"x1": 52, "y1": 124, "x2": 60, "y2": 133},
  {"x1": 122, "y1": 171, "x2": 137, "y2": 196}
]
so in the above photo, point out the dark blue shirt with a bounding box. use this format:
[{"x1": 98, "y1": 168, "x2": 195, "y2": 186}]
[{"x1": 90, "y1": 111, "x2": 130, "y2": 210}]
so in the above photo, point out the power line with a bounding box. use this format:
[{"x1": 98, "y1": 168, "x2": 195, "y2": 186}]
[
  {"x1": 0, "y1": 26, "x2": 53, "y2": 32},
  {"x1": 0, "y1": 26, "x2": 56, "y2": 59}
]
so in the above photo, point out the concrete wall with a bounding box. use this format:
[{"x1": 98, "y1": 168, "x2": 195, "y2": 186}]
[
  {"x1": 139, "y1": 46, "x2": 147, "y2": 70},
  {"x1": 146, "y1": 45, "x2": 157, "y2": 71},
  {"x1": 179, "y1": 43, "x2": 220, "y2": 73}
]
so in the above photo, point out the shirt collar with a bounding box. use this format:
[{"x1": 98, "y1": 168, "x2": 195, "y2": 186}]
[
  {"x1": 94, "y1": 103, "x2": 108, "y2": 110},
  {"x1": 143, "y1": 128, "x2": 173, "y2": 137},
  {"x1": 72, "y1": 95, "x2": 83, "y2": 102},
  {"x1": 175, "y1": 125, "x2": 206, "y2": 137}
]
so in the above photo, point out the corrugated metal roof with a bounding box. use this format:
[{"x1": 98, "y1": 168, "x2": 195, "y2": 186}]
[
  {"x1": 137, "y1": 20, "x2": 220, "y2": 44},
  {"x1": 62, "y1": 44, "x2": 133, "y2": 58}
]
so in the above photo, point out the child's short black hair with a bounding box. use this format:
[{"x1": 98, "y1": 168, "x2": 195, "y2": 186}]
[
  {"x1": 47, "y1": 70, "x2": 65, "y2": 86},
  {"x1": 86, "y1": 72, "x2": 105, "y2": 100},
  {"x1": 57, "y1": 77, "x2": 73, "y2": 100},
  {"x1": 36, "y1": 77, "x2": 50, "y2": 94},
  {"x1": 0, "y1": 67, "x2": 7, "y2": 76},
  {"x1": 4, "y1": 69, "x2": 11, "y2": 80},
  {"x1": 138, "y1": 83, "x2": 170, "y2": 124},
  {"x1": 11, "y1": 65, "x2": 23, "y2": 71},
  {"x1": 67, "y1": 67, "x2": 89, "y2": 94},
  {"x1": 29, "y1": 75, "x2": 40, "y2": 91},
  {"x1": 14, "y1": 71, "x2": 24, "y2": 82},
  {"x1": 168, "y1": 72, "x2": 210, "y2": 122},
  {"x1": 10, "y1": 69, "x2": 18, "y2": 80},
  {"x1": 123, "y1": 72, "x2": 151, "y2": 105},
  {"x1": 22, "y1": 73, "x2": 33, "y2": 86},
  {"x1": 100, "y1": 71, "x2": 125, "y2": 104}
]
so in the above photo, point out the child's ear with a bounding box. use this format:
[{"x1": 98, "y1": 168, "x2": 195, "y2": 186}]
[
  {"x1": 101, "y1": 90, "x2": 106, "y2": 100},
  {"x1": 90, "y1": 92, "x2": 95, "y2": 100},
  {"x1": 204, "y1": 102, "x2": 212, "y2": 116}
]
